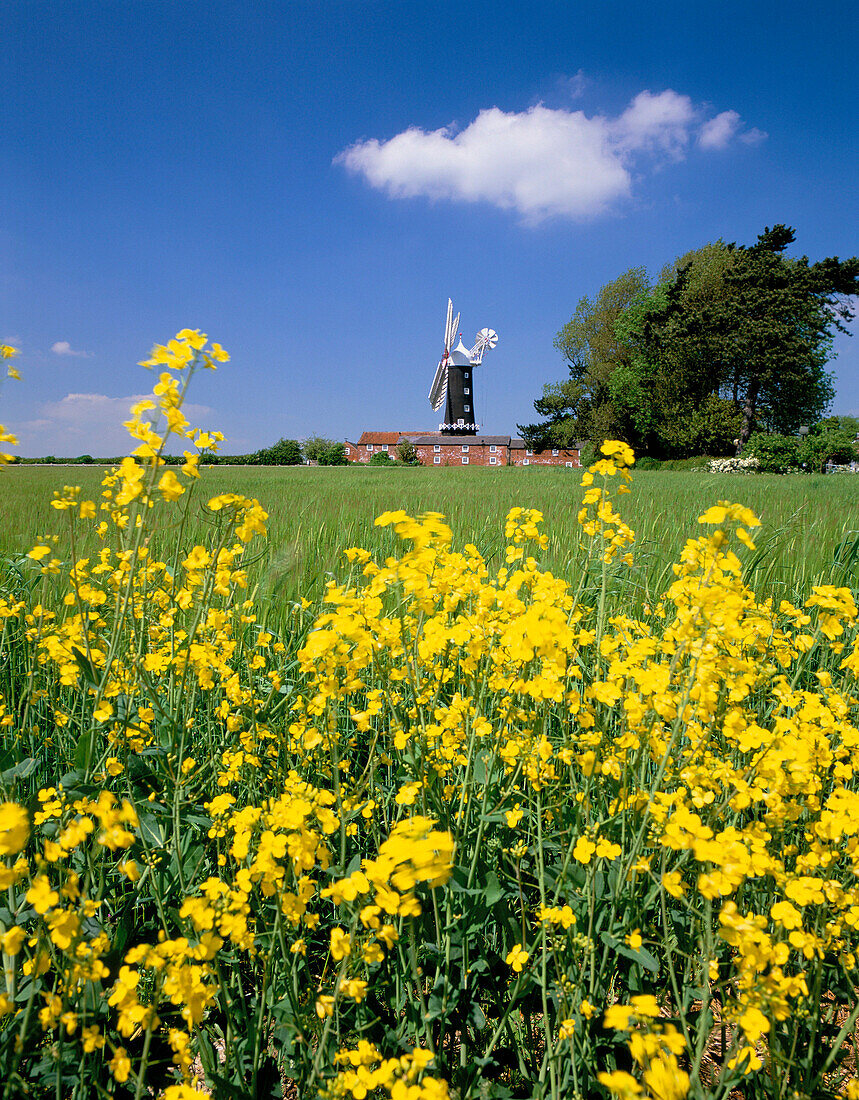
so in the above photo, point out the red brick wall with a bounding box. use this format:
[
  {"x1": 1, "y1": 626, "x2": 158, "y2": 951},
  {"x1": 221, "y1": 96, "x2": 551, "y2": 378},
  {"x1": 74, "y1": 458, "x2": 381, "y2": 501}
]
[
  {"x1": 344, "y1": 440, "x2": 581, "y2": 467},
  {"x1": 414, "y1": 444, "x2": 507, "y2": 467},
  {"x1": 510, "y1": 449, "x2": 580, "y2": 467},
  {"x1": 344, "y1": 442, "x2": 393, "y2": 464}
]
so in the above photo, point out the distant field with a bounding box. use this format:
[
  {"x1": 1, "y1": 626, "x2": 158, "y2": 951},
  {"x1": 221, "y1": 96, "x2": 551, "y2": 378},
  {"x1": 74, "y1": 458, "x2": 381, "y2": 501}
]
[{"x1": 2, "y1": 464, "x2": 857, "y2": 610}]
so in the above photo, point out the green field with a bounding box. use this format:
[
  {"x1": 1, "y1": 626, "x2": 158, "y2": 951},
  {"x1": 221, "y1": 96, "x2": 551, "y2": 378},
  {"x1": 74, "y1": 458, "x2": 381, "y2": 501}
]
[{"x1": 2, "y1": 464, "x2": 856, "y2": 610}]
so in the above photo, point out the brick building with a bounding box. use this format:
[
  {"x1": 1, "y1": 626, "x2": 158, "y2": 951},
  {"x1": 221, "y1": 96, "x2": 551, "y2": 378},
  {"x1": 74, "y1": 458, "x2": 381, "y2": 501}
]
[{"x1": 344, "y1": 431, "x2": 581, "y2": 468}]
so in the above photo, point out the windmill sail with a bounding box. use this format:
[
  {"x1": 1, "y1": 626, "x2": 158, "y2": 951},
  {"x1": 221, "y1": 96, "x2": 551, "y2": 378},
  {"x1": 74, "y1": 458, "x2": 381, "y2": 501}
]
[
  {"x1": 428, "y1": 359, "x2": 448, "y2": 411},
  {"x1": 429, "y1": 299, "x2": 459, "y2": 412}
]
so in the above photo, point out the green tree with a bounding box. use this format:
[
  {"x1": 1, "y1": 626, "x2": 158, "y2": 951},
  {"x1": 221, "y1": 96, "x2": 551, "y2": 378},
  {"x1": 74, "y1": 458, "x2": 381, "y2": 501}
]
[
  {"x1": 627, "y1": 227, "x2": 858, "y2": 453},
  {"x1": 396, "y1": 440, "x2": 420, "y2": 465},
  {"x1": 800, "y1": 427, "x2": 857, "y2": 472},
  {"x1": 318, "y1": 442, "x2": 347, "y2": 466},
  {"x1": 368, "y1": 450, "x2": 395, "y2": 466},
  {"x1": 518, "y1": 267, "x2": 651, "y2": 449},
  {"x1": 251, "y1": 437, "x2": 302, "y2": 465},
  {"x1": 302, "y1": 435, "x2": 337, "y2": 464}
]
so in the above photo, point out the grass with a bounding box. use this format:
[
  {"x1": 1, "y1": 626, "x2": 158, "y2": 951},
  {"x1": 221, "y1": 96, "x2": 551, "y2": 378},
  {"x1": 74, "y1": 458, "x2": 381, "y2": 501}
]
[{"x1": 3, "y1": 464, "x2": 857, "y2": 611}]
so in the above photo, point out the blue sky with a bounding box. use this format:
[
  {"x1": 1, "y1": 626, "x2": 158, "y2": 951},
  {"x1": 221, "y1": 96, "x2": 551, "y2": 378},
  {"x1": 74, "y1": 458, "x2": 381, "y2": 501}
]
[{"x1": 3, "y1": 0, "x2": 857, "y2": 455}]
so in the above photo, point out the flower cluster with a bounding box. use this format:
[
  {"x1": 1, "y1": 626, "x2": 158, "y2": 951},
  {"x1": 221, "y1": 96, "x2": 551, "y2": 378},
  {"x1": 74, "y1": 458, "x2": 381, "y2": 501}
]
[{"x1": 2, "y1": 331, "x2": 858, "y2": 1100}]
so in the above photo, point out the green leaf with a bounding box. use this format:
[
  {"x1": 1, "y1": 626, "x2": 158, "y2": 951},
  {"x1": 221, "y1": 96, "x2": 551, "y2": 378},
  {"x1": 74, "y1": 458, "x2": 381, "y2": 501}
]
[{"x1": 0, "y1": 757, "x2": 37, "y2": 784}]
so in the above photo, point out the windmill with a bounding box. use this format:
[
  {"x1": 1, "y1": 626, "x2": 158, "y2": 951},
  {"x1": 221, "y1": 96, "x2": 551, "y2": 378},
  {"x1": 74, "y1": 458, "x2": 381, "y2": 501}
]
[{"x1": 428, "y1": 299, "x2": 498, "y2": 434}]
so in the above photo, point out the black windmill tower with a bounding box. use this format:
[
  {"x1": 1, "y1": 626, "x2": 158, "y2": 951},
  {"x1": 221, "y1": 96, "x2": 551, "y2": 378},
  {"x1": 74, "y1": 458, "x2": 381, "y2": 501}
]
[{"x1": 428, "y1": 299, "x2": 498, "y2": 435}]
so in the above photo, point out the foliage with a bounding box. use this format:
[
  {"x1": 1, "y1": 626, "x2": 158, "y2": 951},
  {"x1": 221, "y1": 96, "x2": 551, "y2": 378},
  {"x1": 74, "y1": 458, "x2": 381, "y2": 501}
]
[
  {"x1": 318, "y1": 442, "x2": 347, "y2": 466},
  {"x1": 251, "y1": 437, "x2": 303, "y2": 466},
  {"x1": 304, "y1": 436, "x2": 347, "y2": 466},
  {"x1": 818, "y1": 415, "x2": 859, "y2": 437},
  {"x1": 523, "y1": 228, "x2": 859, "y2": 459},
  {"x1": 518, "y1": 268, "x2": 650, "y2": 450},
  {"x1": 747, "y1": 428, "x2": 858, "y2": 474},
  {"x1": 396, "y1": 440, "x2": 420, "y2": 466},
  {"x1": 745, "y1": 432, "x2": 803, "y2": 474},
  {"x1": 2, "y1": 333, "x2": 859, "y2": 1096},
  {"x1": 626, "y1": 226, "x2": 858, "y2": 453},
  {"x1": 801, "y1": 426, "x2": 858, "y2": 473},
  {"x1": 368, "y1": 450, "x2": 395, "y2": 466}
]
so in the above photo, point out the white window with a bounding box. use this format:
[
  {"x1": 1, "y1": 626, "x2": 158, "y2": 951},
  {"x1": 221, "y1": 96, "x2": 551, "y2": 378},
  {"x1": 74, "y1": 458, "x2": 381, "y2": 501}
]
[
  {"x1": 433, "y1": 456, "x2": 441, "y2": 464},
  {"x1": 463, "y1": 372, "x2": 470, "y2": 380},
  {"x1": 523, "y1": 459, "x2": 530, "y2": 466},
  {"x1": 433, "y1": 444, "x2": 441, "y2": 452},
  {"x1": 457, "y1": 418, "x2": 464, "y2": 426},
  {"x1": 464, "y1": 387, "x2": 470, "y2": 394},
  {"x1": 461, "y1": 445, "x2": 469, "y2": 453},
  {"x1": 366, "y1": 444, "x2": 373, "y2": 451},
  {"x1": 489, "y1": 445, "x2": 497, "y2": 453},
  {"x1": 552, "y1": 449, "x2": 559, "y2": 456},
  {"x1": 464, "y1": 404, "x2": 470, "y2": 412},
  {"x1": 382, "y1": 444, "x2": 388, "y2": 451},
  {"x1": 566, "y1": 461, "x2": 573, "y2": 467},
  {"x1": 344, "y1": 447, "x2": 350, "y2": 455},
  {"x1": 462, "y1": 457, "x2": 469, "y2": 465},
  {"x1": 489, "y1": 456, "x2": 497, "y2": 465},
  {"x1": 526, "y1": 449, "x2": 533, "y2": 456}
]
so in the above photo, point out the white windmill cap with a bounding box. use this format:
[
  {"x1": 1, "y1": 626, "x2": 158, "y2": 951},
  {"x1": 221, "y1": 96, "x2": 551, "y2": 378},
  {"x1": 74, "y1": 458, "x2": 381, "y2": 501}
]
[{"x1": 449, "y1": 338, "x2": 471, "y2": 367}]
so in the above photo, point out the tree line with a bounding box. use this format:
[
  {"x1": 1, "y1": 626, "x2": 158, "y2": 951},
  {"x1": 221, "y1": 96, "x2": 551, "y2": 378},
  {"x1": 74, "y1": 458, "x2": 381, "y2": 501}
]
[
  {"x1": 519, "y1": 226, "x2": 859, "y2": 460},
  {"x1": 12, "y1": 436, "x2": 350, "y2": 467}
]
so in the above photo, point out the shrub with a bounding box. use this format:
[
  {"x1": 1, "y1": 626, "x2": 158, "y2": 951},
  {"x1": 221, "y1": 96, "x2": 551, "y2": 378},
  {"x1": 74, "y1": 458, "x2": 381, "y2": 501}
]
[
  {"x1": 745, "y1": 431, "x2": 802, "y2": 473},
  {"x1": 251, "y1": 437, "x2": 303, "y2": 465},
  {"x1": 368, "y1": 450, "x2": 395, "y2": 466},
  {"x1": 707, "y1": 454, "x2": 761, "y2": 473},
  {"x1": 396, "y1": 440, "x2": 420, "y2": 465},
  {"x1": 800, "y1": 427, "x2": 857, "y2": 472},
  {"x1": 318, "y1": 441, "x2": 347, "y2": 466}
]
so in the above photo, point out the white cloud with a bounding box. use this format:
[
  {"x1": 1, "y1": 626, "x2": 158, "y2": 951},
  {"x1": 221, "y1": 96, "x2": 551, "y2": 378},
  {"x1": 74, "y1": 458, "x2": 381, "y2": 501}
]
[
  {"x1": 561, "y1": 69, "x2": 588, "y2": 100},
  {"x1": 337, "y1": 90, "x2": 760, "y2": 222},
  {"x1": 12, "y1": 393, "x2": 214, "y2": 457},
  {"x1": 51, "y1": 340, "x2": 91, "y2": 357},
  {"x1": 739, "y1": 127, "x2": 768, "y2": 146},
  {"x1": 611, "y1": 90, "x2": 696, "y2": 157},
  {"x1": 699, "y1": 111, "x2": 741, "y2": 149}
]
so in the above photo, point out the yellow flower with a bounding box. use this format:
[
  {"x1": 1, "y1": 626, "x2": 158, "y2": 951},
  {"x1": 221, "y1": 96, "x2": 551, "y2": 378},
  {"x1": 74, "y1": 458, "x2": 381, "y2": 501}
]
[
  {"x1": 330, "y1": 927, "x2": 351, "y2": 960},
  {"x1": 597, "y1": 1070, "x2": 642, "y2": 1098},
  {"x1": 505, "y1": 806, "x2": 524, "y2": 828},
  {"x1": 158, "y1": 470, "x2": 185, "y2": 501},
  {"x1": 661, "y1": 872, "x2": 685, "y2": 899},
  {"x1": 559, "y1": 1018, "x2": 575, "y2": 1040},
  {"x1": 505, "y1": 943, "x2": 529, "y2": 972},
  {"x1": 573, "y1": 836, "x2": 596, "y2": 865},
  {"x1": 1, "y1": 926, "x2": 25, "y2": 955},
  {"x1": 0, "y1": 803, "x2": 29, "y2": 856},
  {"x1": 109, "y1": 1047, "x2": 131, "y2": 1083},
  {"x1": 26, "y1": 875, "x2": 59, "y2": 915}
]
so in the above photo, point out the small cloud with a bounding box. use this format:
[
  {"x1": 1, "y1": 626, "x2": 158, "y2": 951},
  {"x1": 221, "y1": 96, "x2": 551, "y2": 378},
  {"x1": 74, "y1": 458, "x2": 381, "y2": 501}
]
[
  {"x1": 11, "y1": 392, "x2": 214, "y2": 456},
  {"x1": 699, "y1": 111, "x2": 767, "y2": 149},
  {"x1": 739, "y1": 127, "x2": 768, "y2": 146},
  {"x1": 561, "y1": 69, "x2": 588, "y2": 99},
  {"x1": 699, "y1": 110, "x2": 741, "y2": 149},
  {"x1": 51, "y1": 341, "x2": 91, "y2": 358},
  {"x1": 337, "y1": 89, "x2": 760, "y2": 223}
]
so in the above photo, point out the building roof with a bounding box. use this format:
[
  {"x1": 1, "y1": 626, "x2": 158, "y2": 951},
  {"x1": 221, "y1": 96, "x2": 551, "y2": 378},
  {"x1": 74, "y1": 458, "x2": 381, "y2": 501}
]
[
  {"x1": 411, "y1": 434, "x2": 512, "y2": 446},
  {"x1": 357, "y1": 431, "x2": 403, "y2": 445},
  {"x1": 509, "y1": 438, "x2": 582, "y2": 452}
]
